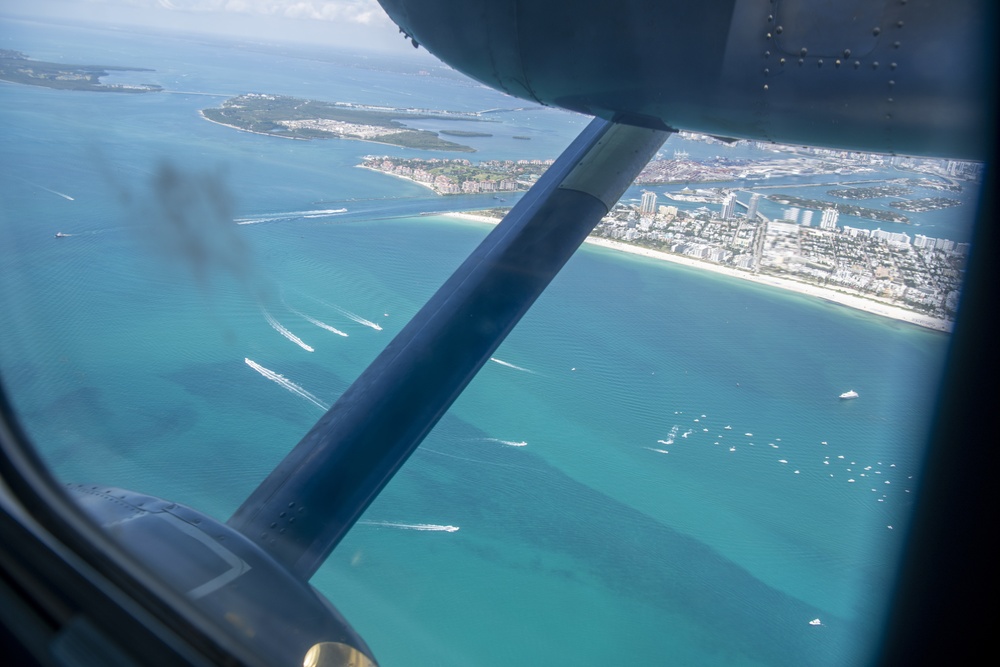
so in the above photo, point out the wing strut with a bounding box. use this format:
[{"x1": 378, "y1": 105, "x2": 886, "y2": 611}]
[{"x1": 228, "y1": 118, "x2": 670, "y2": 579}]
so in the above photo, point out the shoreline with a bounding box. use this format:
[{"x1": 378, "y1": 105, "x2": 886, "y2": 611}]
[
  {"x1": 443, "y1": 212, "x2": 952, "y2": 333},
  {"x1": 199, "y1": 111, "x2": 476, "y2": 152},
  {"x1": 197, "y1": 110, "x2": 307, "y2": 140},
  {"x1": 356, "y1": 165, "x2": 442, "y2": 195}
]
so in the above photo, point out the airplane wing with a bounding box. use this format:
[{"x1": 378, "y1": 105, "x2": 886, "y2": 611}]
[
  {"x1": 59, "y1": 119, "x2": 668, "y2": 665},
  {"x1": 227, "y1": 119, "x2": 669, "y2": 580},
  {"x1": 378, "y1": 0, "x2": 991, "y2": 160},
  {"x1": 1, "y1": 2, "x2": 992, "y2": 666}
]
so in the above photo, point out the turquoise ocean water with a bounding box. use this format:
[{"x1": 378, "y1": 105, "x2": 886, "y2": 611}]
[{"x1": 0, "y1": 17, "x2": 973, "y2": 666}]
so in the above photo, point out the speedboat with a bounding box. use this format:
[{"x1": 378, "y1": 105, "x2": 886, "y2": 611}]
[{"x1": 839, "y1": 390, "x2": 859, "y2": 399}]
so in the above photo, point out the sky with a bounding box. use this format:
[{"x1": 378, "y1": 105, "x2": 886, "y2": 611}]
[{"x1": 2, "y1": 0, "x2": 429, "y2": 55}]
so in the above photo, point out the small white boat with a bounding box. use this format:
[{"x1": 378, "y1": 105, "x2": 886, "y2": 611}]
[
  {"x1": 839, "y1": 390, "x2": 859, "y2": 399},
  {"x1": 809, "y1": 618, "x2": 822, "y2": 626}
]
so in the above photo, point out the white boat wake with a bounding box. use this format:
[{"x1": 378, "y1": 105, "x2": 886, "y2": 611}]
[
  {"x1": 16, "y1": 177, "x2": 74, "y2": 201},
  {"x1": 489, "y1": 357, "x2": 536, "y2": 373},
  {"x1": 484, "y1": 437, "x2": 527, "y2": 447},
  {"x1": 288, "y1": 307, "x2": 349, "y2": 337},
  {"x1": 306, "y1": 296, "x2": 383, "y2": 331},
  {"x1": 262, "y1": 309, "x2": 314, "y2": 351},
  {"x1": 332, "y1": 305, "x2": 383, "y2": 331},
  {"x1": 301, "y1": 208, "x2": 348, "y2": 218},
  {"x1": 46, "y1": 187, "x2": 74, "y2": 201},
  {"x1": 423, "y1": 447, "x2": 533, "y2": 472},
  {"x1": 244, "y1": 358, "x2": 327, "y2": 411},
  {"x1": 657, "y1": 425, "x2": 678, "y2": 446},
  {"x1": 235, "y1": 208, "x2": 347, "y2": 225},
  {"x1": 359, "y1": 521, "x2": 459, "y2": 532}
]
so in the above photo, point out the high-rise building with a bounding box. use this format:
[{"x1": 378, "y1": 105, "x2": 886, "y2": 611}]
[
  {"x1": 746, "y1": 193, "x2": 760, "y2": 220},
  {"x1": 721, "y1": 192, "x2": 737, "y2": 220},
  {"x1": 800, "y1": 210, "x2": 814, "y2": 226},
  {"x1": 820, "y1": 208, "x2": 839, "y2": 229},
  {"x1": 782, "y1": 207, "x2": 800, "y2": 223},
  {"x1": 640, "y1": 191, "x2": 657, "y2": 215}
]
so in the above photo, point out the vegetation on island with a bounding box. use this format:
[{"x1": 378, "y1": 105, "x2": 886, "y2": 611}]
[
  {"x1": 360, "y1": 155, "x2": 553, "y2": 194},
  {"x1": 0, "y1": 49, "x2": 161, "y2": 92},
  {"x1": 827, "y1": 185, "x2": 911, "y2": 200},
  {"x1": 889, "y1": 197, "x2": 962, "y2": 213},
  {"x1": 439, "y1": 130, "x2": 493, "y2": 138},
  {"x1": 768, "y1": 193, "x2": 910, "y2": 223},
  {"x1": 201, "y1": 93, "x2": 484, "y2": 151}
]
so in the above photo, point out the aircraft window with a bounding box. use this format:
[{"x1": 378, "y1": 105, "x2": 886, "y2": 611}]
[{"x1": 0, "y1": 3, "x2": 988, "y2": 666}]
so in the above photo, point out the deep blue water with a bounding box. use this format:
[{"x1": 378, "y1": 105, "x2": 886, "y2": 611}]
[{"x1": 0, "y1": 16, "x2": 974, "y2": 667}]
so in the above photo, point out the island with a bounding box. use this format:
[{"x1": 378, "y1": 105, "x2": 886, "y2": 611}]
[
  {"x1": 889, "y1": 197, "x2": 962, "y2": 213},
  {"x1": 827, "y1": 185, "x2": 911, "y2": 199},
  {"x1": 200, "y1": 93, "x2": 484, "y2": 151},
  {"x1": 359, "y1": 155, "x2": 552, "y2": 194},
  {"x1": 363, "y1": 136, "x2": 980, "y2": 330},
  {"x1": 439, "y1": 130, "x2": 493, "y2": 138},
  {"x1": 450, "y1": 197, "x2": 966, "y2": 333},
  {"x1": 0, "y1": 49, "x2": 161, "y2": 92},
  {"x1": 767, "y1": 194, "x2": 909, "y2": 223},
  {"x1": 635, "y1": 146, "x2": 881, "y2": 185}
]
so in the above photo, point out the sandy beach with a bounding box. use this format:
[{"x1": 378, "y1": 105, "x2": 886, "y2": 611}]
[
  {"x1": 444, "y1": 212, "x2": 952, "y2": 333},
  {"x1": 197, "y1": 110, "x2": 307, "y2": 140},
  {"x1": 356, "y1": 165, "x2": 443, "y2": 195}
]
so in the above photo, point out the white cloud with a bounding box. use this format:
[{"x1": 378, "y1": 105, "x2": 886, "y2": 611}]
[
  {"x1": 110, "y1": 0, "x2": 394, "y2": 26},
  {"x1": 279, "y1": 1, "x2": 390, "y2": 24},
  {"x1": 9, "y1": 0, "x2": 420, "y2": 53}
]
